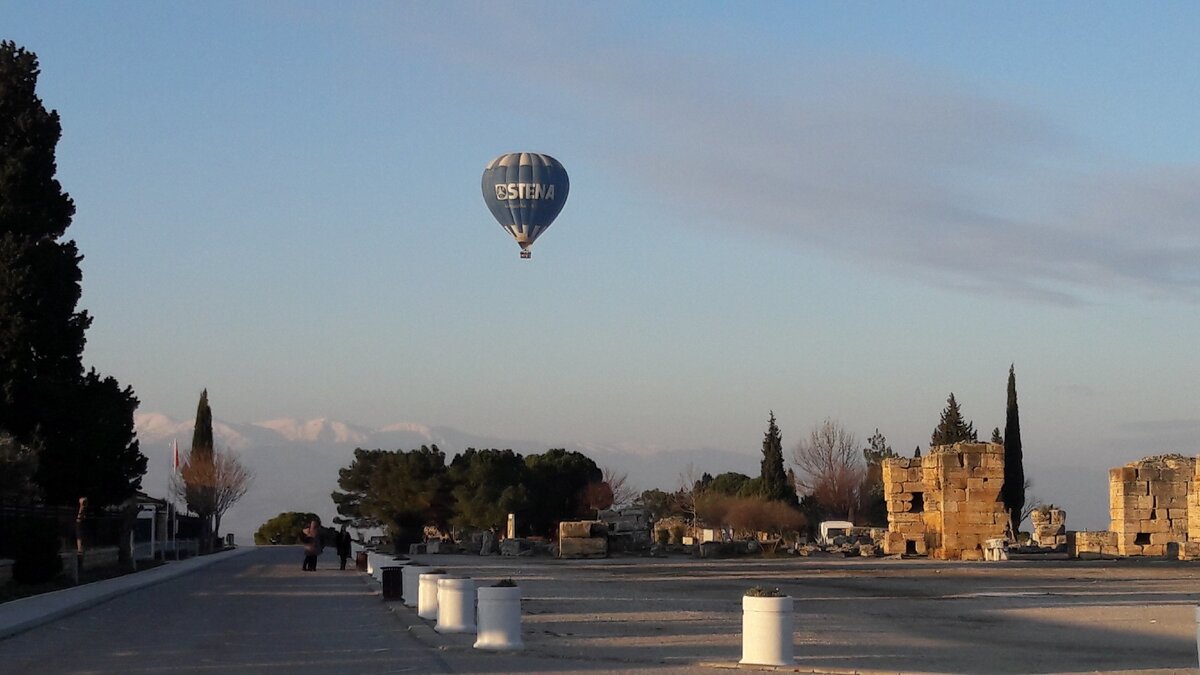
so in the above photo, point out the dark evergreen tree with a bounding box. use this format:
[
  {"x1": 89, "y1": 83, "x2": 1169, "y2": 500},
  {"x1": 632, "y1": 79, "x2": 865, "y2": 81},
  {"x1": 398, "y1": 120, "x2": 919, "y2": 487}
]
[
  {"x1": 332, "y1": 445, "x2": 451, "y2": 552},
  {"x1": 183, "y1": 389, "x2": 216, "y2": 551},
  {"x1": 707, "y1": 472, "x2": 752, "y2": 496},
  {"x1": 447, "y1": 448, "x2": 529, "y2": 531},
  {"x1": 759, "y1": 411, "x2": 799, "y2": 506},
  {"x1": 991, "y1": 427, "x2": 1003, "y2": 444},
  {"x1": 860, "y1": 429, "x2": 897, "y2": 526},
  {"x1": 914, "y1": 446, "x2": 921, "y2": 458},
  {"x1": 1001, "y1": 365, "x2": 1025, "y2": 534},
  {"x1": 0, "y1": 42, "x2": 144, "y2": 507},
  {"x1": 191, "y1": 389, "x2": 214, "y2": 462},
  {"x1": 523, "y1": 448, "x2": 601, "y2": 537},
  {"x1": 930, "y1": 393, "x2": 977, "y2": 447}
]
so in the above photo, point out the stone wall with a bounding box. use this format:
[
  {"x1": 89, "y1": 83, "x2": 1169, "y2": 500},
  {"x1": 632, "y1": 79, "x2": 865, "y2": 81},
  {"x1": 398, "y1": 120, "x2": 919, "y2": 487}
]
[
  {"x1": 1108, "y1": 454, "x2": 1195, "y2": 556},
  {"x1": 557, "y1": 520, "x2": 607, "y2": 559},
  {"x1": 883, "y1": 442, "x2": 1009, "y2": 560},
  {"x1": 1068, "y1": 530, "x2": 1119, "y2": 559},
  {"x1": 1191, "y1": 459, "x2": 1200, "y2": 542}
]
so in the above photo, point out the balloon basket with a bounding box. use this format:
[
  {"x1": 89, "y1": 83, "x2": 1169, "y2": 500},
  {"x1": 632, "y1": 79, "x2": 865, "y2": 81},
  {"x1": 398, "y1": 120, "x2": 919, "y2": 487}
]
[{"x1": 519, "y1": 251, "x2": 531, "y2": 259}]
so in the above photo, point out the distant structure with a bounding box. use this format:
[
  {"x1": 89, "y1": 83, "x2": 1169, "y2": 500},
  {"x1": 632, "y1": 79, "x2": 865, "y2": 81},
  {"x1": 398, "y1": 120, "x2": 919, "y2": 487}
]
[
  {"x1": 1107, "y1": 454, "x2": 1199, "y2": 558},
  {"x1": 882, "y1": 442, "x2": 1009, "y2": 560}
]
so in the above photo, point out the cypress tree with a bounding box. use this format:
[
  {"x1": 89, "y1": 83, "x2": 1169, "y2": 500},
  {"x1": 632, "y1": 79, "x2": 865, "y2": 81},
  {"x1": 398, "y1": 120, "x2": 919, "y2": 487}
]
[
  {"x1": 184, "y1": 389, "x2": 216, "y2": 550},
  {"x1": 1001, "y1": 365, "x2": 1025, "y2": 534},
  {"x1": 759, "y1": 411, "x2": 798, "y2": 506},
  {"x1": 191, "y1": 389, "x2": 214, "y2": 461},
  {"x1": 930, "y1": 393, "x2": 977, "y2": 447},
  {"x1": 0, "y1": 42, "x2": 144, "y2": 506}
]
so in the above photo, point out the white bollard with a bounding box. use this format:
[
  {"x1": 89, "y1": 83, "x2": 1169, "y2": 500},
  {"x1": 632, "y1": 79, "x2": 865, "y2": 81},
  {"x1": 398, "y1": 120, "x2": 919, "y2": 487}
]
[
  {"x1": 740, "y1": 593, "x2": 794, "y2": 666},
  {"x1": 474, "y1": 584, "x2": 524, "y2": 650},
  {"x1": 402, "y1": 565, "x2": 430, "y2": 608},
  {"x1": 418, "y1": 571, "x2": 450, "y2": 620},
  {"x1": 436, "y1": 577, "x2": 476, "y2": 633}
]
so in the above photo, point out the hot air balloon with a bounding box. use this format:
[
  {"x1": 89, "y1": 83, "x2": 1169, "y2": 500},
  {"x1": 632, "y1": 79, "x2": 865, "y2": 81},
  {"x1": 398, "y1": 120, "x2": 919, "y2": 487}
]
[{"x1": 481, "y1": 153, "x2": 569, "y2": 259}]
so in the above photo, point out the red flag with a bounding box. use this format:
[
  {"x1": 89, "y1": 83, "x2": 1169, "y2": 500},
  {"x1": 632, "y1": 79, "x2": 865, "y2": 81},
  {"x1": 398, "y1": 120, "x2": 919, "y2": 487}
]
[{"x1": 173, "y1": 439, "x2": 179, "y2": 471}]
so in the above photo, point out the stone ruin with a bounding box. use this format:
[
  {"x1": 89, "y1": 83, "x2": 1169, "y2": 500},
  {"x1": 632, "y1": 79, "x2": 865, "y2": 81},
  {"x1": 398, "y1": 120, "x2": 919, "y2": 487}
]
[
  {"x1": 1029, "y1": 507, "x2": 1066, "y2": 548},
  {"x1": 557, "y1": 520, "x2": 608, "y2": 559},
  {"x1": 1107, "y1": 454, "x2": 1199, "y2": 558},
  {"x1": 882, "y1": 442, "x2": 1010, "y2": 560},
  {"x1": 599, "y1": 507, "x2": 653, "y2": 551}
]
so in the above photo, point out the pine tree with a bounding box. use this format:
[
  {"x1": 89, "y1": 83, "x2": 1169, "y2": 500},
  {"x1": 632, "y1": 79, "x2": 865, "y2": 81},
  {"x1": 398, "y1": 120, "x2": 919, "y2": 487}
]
[
  {"x1": 930, "y1": 393, "x2": 977, "y2": 447},
  {"x1": 991, "y1": 427, "x2": 1003, "y2": 444},
  {"x1": 1001, "y1": 365, "x2": 1025, "y2": 535},
  {"x1": 759, "y1": 411, "x2": 798, "y2": 506},
  {"x1": 0, "y1": 42, "x2": 144, "y2": 506}
]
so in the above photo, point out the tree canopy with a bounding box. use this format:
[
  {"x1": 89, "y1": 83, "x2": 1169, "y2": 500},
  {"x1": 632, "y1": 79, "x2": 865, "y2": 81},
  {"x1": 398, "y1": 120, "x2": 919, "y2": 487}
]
[
  {"x1": 447, "y1": 448, "x2": 529, "y2": 531},
  {"x1": 333, "y1": 445, "x2": 604, "y2": 547},
  {"x1": 254, "y1": 511, "x2": 323, "y2": 546},
  {"x1": 0, "y1": 41, "x2": 144, "y2": 507},
  {"x1": 930, "y1": 393, "x2": 977, "y2": 447},
  {"x1": 523, "y1": 448, "x2": 601, "y2": 536}
]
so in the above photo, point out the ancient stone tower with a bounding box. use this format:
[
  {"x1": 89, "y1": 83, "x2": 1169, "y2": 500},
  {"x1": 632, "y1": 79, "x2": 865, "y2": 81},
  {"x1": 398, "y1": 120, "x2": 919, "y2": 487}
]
[{"x1": 882, "y1": 442, "x2": 1009, "y2": 560}]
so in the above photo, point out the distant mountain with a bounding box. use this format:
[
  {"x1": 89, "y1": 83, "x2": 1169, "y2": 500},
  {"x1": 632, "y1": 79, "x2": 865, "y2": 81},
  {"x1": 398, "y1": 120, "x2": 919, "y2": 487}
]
[{"x1": 133, "y1": 413, "x2": 758, "y2": 546}]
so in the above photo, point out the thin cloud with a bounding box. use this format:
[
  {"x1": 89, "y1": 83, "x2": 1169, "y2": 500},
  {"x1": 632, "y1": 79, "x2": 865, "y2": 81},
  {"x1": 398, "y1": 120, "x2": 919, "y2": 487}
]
[{"x1": 382, "y1": 7, "x2": 1200, "y2": 304}]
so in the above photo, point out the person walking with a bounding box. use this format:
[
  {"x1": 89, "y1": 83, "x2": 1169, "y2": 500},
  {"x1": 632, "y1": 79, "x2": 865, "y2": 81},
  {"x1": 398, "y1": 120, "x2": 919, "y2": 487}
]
[
  {"x1": 302, "y1": 519, "x2": 323, "y2": 571},
  {"x1": 336, "y1": 525, "x2": 352, "y2": 570}
]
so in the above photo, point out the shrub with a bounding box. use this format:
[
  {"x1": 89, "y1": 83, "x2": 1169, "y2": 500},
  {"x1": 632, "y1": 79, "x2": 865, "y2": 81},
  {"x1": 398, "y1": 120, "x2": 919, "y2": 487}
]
[
  {"x1": 493, "y1": 578, "x2": 517, "y2": 587},
  {"x1": 744, "y1": 586, "x2": 784, "y2": 597},
  {"x1": 655, "y1": 528, "x2": 669, "y2": 546},
  {"x1": 12, "y1": 520, "x2": 64, "y2": 585}
]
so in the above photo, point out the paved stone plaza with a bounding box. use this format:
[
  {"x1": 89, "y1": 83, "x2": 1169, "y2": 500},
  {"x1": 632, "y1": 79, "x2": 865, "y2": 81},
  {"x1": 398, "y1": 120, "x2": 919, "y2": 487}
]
[{"x1": 1, "y1": 547, "x2": 1198, "y2": 673}]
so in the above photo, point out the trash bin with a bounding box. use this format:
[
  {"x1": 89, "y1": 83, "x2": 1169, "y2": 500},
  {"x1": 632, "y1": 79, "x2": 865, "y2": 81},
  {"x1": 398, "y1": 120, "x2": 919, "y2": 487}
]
[
  {"x1": 381, "y1": 566, "x2": 404, "y2": 600},
  {"x1": 356, "y1": 551, "x2": 368, "y2": 572}
]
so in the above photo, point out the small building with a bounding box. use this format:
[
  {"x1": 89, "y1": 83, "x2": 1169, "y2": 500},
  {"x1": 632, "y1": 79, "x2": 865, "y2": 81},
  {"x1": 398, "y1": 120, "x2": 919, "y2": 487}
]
[{"x1": 882, "y1": 442, "x2": 1009, "y2": 560}]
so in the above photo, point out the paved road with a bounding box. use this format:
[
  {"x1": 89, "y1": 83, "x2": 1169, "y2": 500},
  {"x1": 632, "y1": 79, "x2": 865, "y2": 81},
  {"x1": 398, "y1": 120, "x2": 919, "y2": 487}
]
[
  {"x1": 0, "y1": 547, "x2": 453, "y2": 674},
  {"x1": 3, "y1": 547, "x2": 1199, "y2": 673},
  {"x1": 414, "y1": 554, "x2": 1200, "y2": 674}
]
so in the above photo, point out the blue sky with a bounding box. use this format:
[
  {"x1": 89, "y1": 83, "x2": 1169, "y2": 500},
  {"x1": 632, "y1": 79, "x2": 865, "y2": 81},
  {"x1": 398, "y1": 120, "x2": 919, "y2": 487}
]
[{"x1": 5, "y1": 2, "x2": 1200, "y2": 527}]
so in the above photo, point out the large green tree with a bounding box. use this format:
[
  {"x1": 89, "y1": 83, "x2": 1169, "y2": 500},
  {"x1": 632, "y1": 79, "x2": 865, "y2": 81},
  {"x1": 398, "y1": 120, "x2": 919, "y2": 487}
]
[
  {"x1": 447, "y1": 448, "x2": 529, "y2": 531},
  {"x1": 523, "y1": 448, "x2": 601, "y2": 537},
  {"x1": 331, "y1": 448, "x2": 386, "y2": 530},
  {"x1": 1001, "y1": 365, "x2": 1025, "y2": 534},
  {"x1": 930, "y1": 393, "x2": 977, "y2": 447},
  {"x1": 253, "y1": 511, "x2": 322, "y2": 545},
  {"x1": 0, "y1": 42, "x2": 144, "y2": 507},
  {"x1": 332, "y1": 446, "x2": 452, "y2": 552},
  {"x1": 759, "y1": 411, "x2": 798, "y2": 506}
]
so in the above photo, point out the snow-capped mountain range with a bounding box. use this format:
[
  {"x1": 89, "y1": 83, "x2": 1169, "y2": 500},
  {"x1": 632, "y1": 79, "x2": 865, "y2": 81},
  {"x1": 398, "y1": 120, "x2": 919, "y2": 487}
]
[{"x1": 134, "y1": 413, "x2": 757, "y2": 546}]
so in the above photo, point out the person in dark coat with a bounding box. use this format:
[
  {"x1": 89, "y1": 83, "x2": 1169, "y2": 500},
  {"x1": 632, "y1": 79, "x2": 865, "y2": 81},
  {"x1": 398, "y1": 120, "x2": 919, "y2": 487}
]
[{"x1": 336, "y1": 525, "x2": 352, "y2": 570}]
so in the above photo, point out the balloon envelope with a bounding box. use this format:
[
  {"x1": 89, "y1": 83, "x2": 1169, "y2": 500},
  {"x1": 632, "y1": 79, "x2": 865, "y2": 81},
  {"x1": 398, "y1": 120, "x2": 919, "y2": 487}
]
[{"x1": 481, "y1": 153, "x2": 569, "y2": 256}]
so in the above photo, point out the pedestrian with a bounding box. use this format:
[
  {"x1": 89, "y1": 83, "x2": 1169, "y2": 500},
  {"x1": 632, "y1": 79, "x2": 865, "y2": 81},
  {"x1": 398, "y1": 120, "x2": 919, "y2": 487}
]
[
  {"x1": 302, "y1": 519, "x2": 323, "y2": 571},
  {"x1": 337, "y1": 525, "x2": 352, "y2": 570}
]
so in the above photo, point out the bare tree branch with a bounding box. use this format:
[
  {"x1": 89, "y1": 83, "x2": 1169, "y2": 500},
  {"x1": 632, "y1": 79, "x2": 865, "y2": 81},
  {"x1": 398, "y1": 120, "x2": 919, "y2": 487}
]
[
  {"x1": 172, "y1": 446, "x2": 253, "y2": 538},
  {"x1": 792, "y1": 418, "x2": 864, "y2": 521},
  {"x1": 602, "y1": 466, "x2": 636, "y2": 509}
]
